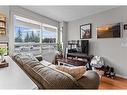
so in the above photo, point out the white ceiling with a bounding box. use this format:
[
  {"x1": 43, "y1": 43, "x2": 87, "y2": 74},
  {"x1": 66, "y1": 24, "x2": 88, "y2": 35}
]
[{"x1": 22, "y1": 6, "x2": 118, "y2": 22}]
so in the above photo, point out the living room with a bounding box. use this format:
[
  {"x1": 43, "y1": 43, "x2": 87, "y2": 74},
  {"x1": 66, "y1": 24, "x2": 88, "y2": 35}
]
[{"x1": 0, "y1": 2, "x2": 127, "y2": 95}]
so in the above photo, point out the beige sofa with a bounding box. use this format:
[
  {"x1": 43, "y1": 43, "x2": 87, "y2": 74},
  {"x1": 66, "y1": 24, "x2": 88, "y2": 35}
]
[{"x1": 12, "y1": 54, "x2": 100, "y2": 89}]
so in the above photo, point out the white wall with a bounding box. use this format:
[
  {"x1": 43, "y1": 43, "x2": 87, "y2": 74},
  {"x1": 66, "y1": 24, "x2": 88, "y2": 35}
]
[
  {"x1": 10, "y1": 6, "x2": 58, "y2": 27},
  {"x1": 0, "y1": 6, "x2": 9, "y2": 42},
  {"x1": 68, "y1": 6, "x2": 127, "y2": 77}
]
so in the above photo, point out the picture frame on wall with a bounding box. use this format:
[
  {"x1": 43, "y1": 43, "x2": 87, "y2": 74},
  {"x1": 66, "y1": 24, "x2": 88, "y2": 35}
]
[
  {"x1": 97, "y1": 23, "x2": 121, "y2": 38},
  {"x1": 80, "y1": 23, "x2": 92, "y2": 39}
]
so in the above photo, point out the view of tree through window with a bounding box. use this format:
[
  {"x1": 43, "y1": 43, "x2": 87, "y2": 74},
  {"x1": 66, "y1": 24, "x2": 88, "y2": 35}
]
[
  {"x1": 15, "y1": 26, "x2": 40, "y2": 43},
  {"x1": 14, "y1": 15, "x2": 58, "y2": 55},
  {"x1": 42, "y1": 30, "x2": 57, "y2": 43}
]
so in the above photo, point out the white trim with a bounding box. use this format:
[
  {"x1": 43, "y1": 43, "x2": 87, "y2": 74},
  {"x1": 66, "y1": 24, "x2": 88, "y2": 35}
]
[
  {"x1": 15, "y1": 15, "x2": 41, "y2": 25},
  {"x1": 14, "y1": 43, "x2": 57, "y2": 46},
  {"x1": 43, "y1": 23, "x2": 57, "y2": 30},
  {"x1": 116, "y1": 74, "x2": 127, "y2": 79}
]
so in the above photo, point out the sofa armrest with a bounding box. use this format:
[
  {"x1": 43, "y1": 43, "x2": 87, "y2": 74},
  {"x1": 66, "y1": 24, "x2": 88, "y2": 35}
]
[{"x1": 77, "y1": 70, "x2": 100, "y2": 89}]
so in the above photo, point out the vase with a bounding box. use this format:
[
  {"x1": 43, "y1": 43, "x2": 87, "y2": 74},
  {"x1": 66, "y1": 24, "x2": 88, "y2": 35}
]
[
  {"x1": 1, "y1": 54, "x2": 4, "y2": 62},
  {"x1": 58, "y1": 52, "x2": 63, "y2": 58}
]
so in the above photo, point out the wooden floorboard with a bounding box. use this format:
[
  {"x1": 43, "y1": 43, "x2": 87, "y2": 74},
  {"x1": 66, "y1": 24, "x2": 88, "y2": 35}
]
[{"x1": 99, "y1": 76, "x2": 127, "y2": 89}]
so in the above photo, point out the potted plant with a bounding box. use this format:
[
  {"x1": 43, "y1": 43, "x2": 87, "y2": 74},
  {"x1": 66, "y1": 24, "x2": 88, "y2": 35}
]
[
  {"x1": 0, "y1": 47, "x2": 7, "y2": 62},
  {"x1": 56, "y1": 42, "x2": 63, "y2": 58}
]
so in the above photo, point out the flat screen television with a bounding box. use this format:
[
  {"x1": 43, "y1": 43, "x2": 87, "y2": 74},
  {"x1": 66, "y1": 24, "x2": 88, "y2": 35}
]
[
  {"x1": 68, "y1": 40, "x2": 89, "y2": 55},
  {"x1": 97, "y1": 23, "x2": 121, "y2": 38}
]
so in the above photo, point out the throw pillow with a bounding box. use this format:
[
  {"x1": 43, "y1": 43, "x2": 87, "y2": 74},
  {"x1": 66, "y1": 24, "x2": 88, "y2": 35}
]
[
  {"x1": 21, "y1": 53, "x2": 39, "y2": 62},
  {"x1": 56, "y1": 66, "x2": 86, "y2": 80}
]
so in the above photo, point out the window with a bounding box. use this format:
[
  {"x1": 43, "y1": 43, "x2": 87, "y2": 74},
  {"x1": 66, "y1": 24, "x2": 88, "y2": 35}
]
[
  {"x1": 15, "y1": 26, "x2": 40, "y2": 43},
  {"x1": 14, "y1": 15, "x2": 41, "y2": 43},
  {"x1": 42, "y1": 24, "x2": 57, "y2": 43},
  {"x1": 14, "y1": 15, "x2": 58, "y2": 55}
]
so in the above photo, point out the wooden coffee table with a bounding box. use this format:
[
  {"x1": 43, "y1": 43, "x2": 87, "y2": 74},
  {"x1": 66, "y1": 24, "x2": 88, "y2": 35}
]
[{"x1": 57, "y1": 58, "x2": 87, "y2": 66}]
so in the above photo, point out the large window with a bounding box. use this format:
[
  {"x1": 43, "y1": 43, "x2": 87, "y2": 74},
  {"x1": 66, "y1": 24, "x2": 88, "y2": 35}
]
[
  {"x1": 14, "y1": 15, "x2": 58, "y2": 55},
  {"x1": 42, "y1": 24, "x2": 57, "y2": 43},
  {"x1": 15, "y1": 26, "x2": 40, "y2": 43}
]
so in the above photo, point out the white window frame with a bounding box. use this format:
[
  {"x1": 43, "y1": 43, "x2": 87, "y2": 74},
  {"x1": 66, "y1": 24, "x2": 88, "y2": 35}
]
[{"x1": 14, "y1": 15, "x2": 58, "y2": 55}]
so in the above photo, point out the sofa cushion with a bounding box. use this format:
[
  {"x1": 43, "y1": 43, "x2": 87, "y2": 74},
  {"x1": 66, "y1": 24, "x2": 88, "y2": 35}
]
[
  {"x1": 12, "y1": 53, "x2": 39, "y2": 66},
  {"x1": 23, "y1": 61, "x2": 79, "y2": 89},
  {"x1": 56, "y1": 66, "x2": 86, "y2": 80},
  {"x1": 40, "y1": 60, "x2": 52, "y2": 66},
  {"x1": 77, "y1": 70, "x2": 100, "y2": 89}
]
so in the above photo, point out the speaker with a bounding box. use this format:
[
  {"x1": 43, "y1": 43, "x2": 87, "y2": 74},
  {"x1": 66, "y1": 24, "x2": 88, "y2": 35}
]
[{"x1": 81, "y1": 40, "x2": 89, "y2": 55}]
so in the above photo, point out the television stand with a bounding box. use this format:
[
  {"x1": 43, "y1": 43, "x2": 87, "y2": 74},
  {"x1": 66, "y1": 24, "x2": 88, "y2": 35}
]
[
  {"x1": 67, "y1": 53, "x2": 93, "y2": 70},
  {"x1": 57, "y1": 58, "x2": 87, "y2": 66},
  {"x1": 67, "y1": 53, "x2": 93, "y2": 62}
]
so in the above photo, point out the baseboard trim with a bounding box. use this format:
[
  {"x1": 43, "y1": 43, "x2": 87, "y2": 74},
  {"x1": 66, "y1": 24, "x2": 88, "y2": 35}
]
[{"x1": 116, "y1": 74, "x2": 127, "y2": 79}]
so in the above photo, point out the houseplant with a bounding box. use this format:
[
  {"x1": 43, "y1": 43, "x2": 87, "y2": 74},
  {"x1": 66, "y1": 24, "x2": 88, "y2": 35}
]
[
  {"x1": 0, "y1": 47, "x2": 7, "y2": 62},
  {"x1": 56, "y1": 42, "x2": 63, "y2": 58}
]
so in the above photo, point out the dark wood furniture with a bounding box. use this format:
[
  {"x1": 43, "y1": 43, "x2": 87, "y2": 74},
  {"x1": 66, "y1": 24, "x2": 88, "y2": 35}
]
[
  {"x1": 57, "y1": 53, "x2": 93, "y2": 67},
  {"x1": 57, "y1": 58, "x2": 88, "y2": 66},
  {"x1": 67, "y1": 53, "x2": 93, "y2": 63}
]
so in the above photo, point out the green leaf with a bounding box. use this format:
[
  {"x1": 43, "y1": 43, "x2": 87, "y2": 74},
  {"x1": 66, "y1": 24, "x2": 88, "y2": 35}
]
[{"x1": 0, "y1": 47, "x2": 7, "y2": 55}]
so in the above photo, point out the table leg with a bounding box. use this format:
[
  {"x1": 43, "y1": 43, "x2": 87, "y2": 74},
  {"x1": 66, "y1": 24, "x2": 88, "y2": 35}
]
[{"x1": 58, "y1": 61, "x2": 60, "y2": 66}]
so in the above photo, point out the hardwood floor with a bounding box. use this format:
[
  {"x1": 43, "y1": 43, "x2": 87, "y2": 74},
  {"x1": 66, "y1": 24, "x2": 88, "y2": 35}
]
[{"x1": 99, "y1": 76, "x2": 127, "y2": 89}]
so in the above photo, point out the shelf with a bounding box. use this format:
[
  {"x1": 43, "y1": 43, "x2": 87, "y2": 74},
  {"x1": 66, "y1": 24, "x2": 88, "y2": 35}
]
[
  {"x1": 0, "y1": 14, "x2": 6, "y2": 36},
  {"x1": 0, "y1": 27, "x2": 6, "y2": 29},
  {"x1": 0, "y1": 20, "x2": 6, "y2": 23}
]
